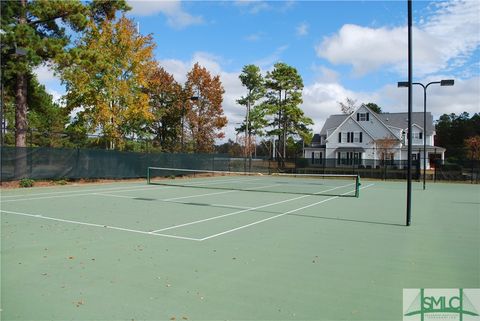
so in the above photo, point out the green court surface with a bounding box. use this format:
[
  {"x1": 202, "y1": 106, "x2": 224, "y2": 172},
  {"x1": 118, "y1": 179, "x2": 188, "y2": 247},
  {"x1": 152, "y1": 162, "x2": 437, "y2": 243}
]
[{"x1": 1, "y1": 178, "x2": 478, "y2": 320}]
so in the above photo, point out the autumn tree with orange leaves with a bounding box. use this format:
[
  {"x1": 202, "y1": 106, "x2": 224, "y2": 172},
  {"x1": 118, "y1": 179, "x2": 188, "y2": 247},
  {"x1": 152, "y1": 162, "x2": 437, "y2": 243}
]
[
  {"x1": 465, "y1": 136, "x2": 480, "y2": 161},
  {"x1": 61, "y1": 15, "x2": 156, "y2": 149},
  {"x1": 146, "y1": 64, "x2": 185, "y2": 152},
  {"x1": 184, "y1": 63, "x2": 227, "y2": 153}
]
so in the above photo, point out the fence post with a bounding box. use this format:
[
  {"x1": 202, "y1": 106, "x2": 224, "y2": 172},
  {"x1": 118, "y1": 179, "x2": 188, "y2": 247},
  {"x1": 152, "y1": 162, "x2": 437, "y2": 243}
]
[
  {"x1": 75, "y1": 148, "x2": 80, "y2": 178},
  {"x1": 471, "y1": 159, "x2": 474, "y2": 184}
]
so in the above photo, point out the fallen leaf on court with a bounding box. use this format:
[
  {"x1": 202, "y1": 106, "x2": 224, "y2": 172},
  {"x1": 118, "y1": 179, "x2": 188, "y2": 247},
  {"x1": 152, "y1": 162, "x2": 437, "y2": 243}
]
[
  {"x1": 68, "y1": 256, "x2": 74, "y2": 259},
  {"x1": 182, "y1": 317, "x2": 188, "y2": 320},
  {"x1": 170, "y1": 317, "x2": 176, "y2": 320}
]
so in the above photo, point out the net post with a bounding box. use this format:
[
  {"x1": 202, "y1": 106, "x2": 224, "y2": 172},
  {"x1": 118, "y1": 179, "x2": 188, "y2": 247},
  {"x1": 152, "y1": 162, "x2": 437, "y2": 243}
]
[
  {"x1": 355, "y1": 175, "x2": 361, "y2": 198},
  {"x1": 147, "y1": 167, "x2": 150, "y2": 184}
]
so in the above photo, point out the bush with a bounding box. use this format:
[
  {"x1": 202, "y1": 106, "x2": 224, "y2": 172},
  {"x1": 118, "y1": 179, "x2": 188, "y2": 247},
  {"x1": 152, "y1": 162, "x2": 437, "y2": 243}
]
[{"x1": 19, "y1": 178, "x2": 35, "y2": 188}]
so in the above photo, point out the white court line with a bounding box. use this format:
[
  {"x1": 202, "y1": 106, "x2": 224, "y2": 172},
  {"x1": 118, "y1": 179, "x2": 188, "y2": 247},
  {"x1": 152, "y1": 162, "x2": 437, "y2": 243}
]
[
  {"x1": 92, "y1": 193, "x2": 253, "y2": 210},
  {"x1": 0, "y1": 177, "x2": 263, "y2": 203},
  {"x1": 92, "y1": 182, "x2": 282, "y2": 206},
  {"x1": 150, "y1": 183, "x2": 355, "y2": 233},
  {"x1": 0, "y1": 209, "x2": 202, "y2": 241},
  {"x1": 0, "y1": 181, "x2": 150, "y2": 197},
  {"x1": 0, "y1": 184, "x2": 374, "y2": 242},
  {"x1": 0, "y1": 176, "x2": 262, "y2": 200},
  {"x1": 0, "y1": 183, "x2": 151, "y2": 198},
  {"x1": 91, "y1": 182, "x2": 282, "y2": 202},
  {"x1": 200, "y1": 183, "x2": 375, "y2": 241},
  {"x1": 0, "y1": 187, "x2": 171, "y2": 203},
  {"x1": 161, "y1": 182, "x2": 281, "y2": 201}
]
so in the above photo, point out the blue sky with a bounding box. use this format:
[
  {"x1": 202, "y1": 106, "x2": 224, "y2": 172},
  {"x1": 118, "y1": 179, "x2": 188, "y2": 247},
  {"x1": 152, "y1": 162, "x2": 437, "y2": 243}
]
[{"x1": 37, "y1": 0, "x2": 480, "y2": 141}]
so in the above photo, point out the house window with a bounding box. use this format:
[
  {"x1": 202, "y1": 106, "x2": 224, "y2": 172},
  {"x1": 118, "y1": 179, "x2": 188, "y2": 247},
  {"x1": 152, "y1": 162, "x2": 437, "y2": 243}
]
[
  {"x1": 353, "y1": 152, "x2": 362, "y2": 165},
  {"x1": 311, "y1": 152, "x2": 315, "y2": 164},
  {"x1": 337, "y1": 152, "x2": 362, "y2": 165},
  {"x1": 353, "y1": 132, "x2": 363, "y2": 143},
  {"x1": 357, "y1": 113, "x2": 370, "y2": 121},
  {"x1": 412, "y1": 132, "x2": 423, "y2": 139}
]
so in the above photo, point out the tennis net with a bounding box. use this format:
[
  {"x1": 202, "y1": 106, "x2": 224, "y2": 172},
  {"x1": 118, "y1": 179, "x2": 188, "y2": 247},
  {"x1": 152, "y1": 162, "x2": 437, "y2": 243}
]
[{"x1": 147, "y1": 167, "x2": 361, "y2": 197}]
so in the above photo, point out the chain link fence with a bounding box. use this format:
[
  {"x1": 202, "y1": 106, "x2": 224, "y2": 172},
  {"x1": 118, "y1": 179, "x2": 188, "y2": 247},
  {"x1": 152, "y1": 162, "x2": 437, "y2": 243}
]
[{"x1": 1, "y1": 146, "x2": 478, "y2": 183}]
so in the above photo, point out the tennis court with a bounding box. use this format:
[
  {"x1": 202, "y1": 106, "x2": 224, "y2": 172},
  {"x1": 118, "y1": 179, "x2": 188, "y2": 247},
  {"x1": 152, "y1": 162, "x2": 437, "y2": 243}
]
[{"x1": 1, "y1": 172, "x2": 478, "y2": 320}]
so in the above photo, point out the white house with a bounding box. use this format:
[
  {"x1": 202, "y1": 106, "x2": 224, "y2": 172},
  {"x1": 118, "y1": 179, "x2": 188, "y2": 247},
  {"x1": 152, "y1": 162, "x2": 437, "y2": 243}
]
[{"x1": 304, "y1": 105, "x2": 446, "y2": 169}]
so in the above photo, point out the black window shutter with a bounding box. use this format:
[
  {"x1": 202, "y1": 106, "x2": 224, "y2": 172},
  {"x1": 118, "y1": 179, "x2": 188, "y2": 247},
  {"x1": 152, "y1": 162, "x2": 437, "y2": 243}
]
[
  {"x1": 366, "y1": 113, "x2": 370, "y2": 121},
  {"x1": 338, "y1": 132, "x2": 342, "y2": 143},
  {"x1": 419, "y1": 132, "x2": 423, "y2": 139},
  {"x1": 360, "y1": 132, "x2": 363, "y2": 143},
  {"x1": 357, "y1": 113, "x2": 360, "y2": 121}
]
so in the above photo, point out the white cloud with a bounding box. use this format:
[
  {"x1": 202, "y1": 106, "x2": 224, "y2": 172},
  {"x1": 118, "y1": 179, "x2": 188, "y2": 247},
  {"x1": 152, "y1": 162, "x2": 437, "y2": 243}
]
[
  {"x1": 253, "y1": 45, "x2": 289, "y2": 68},
  {"x1": 316, "y1": 0, "x2": 480, "y2": 77},
  {"x1": 301, "y1": 82, "x2": 375, "y2": 134},
  {"x1": 233, "y1": 0, "x2": 294, "y2": 14},
  {"x1": 300, "y1": 75, "x2": 480, "y2": 136},
  {"x1": 244, "y1": 32, "x2": 265, "y2": 42},
  {"x1": 234, "y1": 0, "x2": 270, "y2": 14},
  {"x1": 296, "y1": 22, "x2": 309, "y2": 37},
  {"x1": 378, "y1": 76, "x2": 480, "y2": 117},
  {"x1": 33, "y1": 64, "x2": 58, "y2": 83},
  {"x1": 33, "y1": 64, "x2": 65, "y2": 105},
  {"x1": 312, "y1": 65, "x2": 340, "y2": 83},
  {"x1": 127, "y1": 0, "x2": 203, "y2": 29},
  {"x1": 316, "y1": 24, "x2": 445, "y2": 77}
]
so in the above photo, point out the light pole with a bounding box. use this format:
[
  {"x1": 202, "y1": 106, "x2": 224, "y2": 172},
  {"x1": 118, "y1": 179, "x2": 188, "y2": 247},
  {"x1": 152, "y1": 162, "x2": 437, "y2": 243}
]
[
  {"x1": 398, "y1": 79, "x2": 454, "y2": 190},
  {"x1": 245, "y1": 98, "x2": 251, "y2": 172}
]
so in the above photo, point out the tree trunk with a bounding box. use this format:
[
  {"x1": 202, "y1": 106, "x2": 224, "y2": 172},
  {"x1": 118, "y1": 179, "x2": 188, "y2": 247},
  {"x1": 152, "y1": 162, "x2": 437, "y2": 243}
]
[
  {"x1": 15, "y1": 73, "x2": 28, "y2": 147},
  {"x1": 14, "y1": 72, "x2": 28, "y2": 179}
]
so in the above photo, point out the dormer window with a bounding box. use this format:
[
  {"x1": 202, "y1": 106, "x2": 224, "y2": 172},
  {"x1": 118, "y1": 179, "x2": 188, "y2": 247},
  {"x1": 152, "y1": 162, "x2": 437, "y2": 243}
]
[
  {"x1": 357, "y1": 112, "x2": 370, "y2": 121},
  {"x1": 412, "y1": 132, "x2": 423, "y2": 139}
]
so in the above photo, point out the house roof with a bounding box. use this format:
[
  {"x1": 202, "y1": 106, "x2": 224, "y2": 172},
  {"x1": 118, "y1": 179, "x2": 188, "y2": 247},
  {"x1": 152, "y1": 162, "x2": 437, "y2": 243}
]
[
  {"x1": 320, "y1": 111, "x2": 434, "y2": 136},
  {"x1": 311, "y1": 133, "x2": 321, "y2": 143},
  {"x1": 309, "y1": 134, "x2": 323, "y2": 147},
  {"x1": 319, "y1": 114, "x2": 347, "y2": 135},
  {"x1": 377, "y1": 112, "x2": 434, "y2": 135}
]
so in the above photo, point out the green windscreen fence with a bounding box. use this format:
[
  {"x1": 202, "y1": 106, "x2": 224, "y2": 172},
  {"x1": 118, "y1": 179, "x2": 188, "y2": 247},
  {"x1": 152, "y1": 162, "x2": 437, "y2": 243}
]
[
  {"x1": 0, "y1": 146, "x2": 261, "y2": 182},
  {"x1": 1, "y1": 146, "x2": 476, "y2": 183}
]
